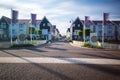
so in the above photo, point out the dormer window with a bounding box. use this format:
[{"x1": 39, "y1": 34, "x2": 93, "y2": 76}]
[
  {"x1": 78, "y1": 24, "x2": 80, "y2": 27},
  {"x1": 43, "y1": 23, "x2": 45, "y2": 26}
]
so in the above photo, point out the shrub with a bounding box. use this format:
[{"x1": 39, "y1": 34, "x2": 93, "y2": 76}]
[
  {"x1": 83, "y1": 43, "x2": 101, "y2": 48},
  {"x1": 10, "y1": 44, "x2": 34, "y2": 48}
]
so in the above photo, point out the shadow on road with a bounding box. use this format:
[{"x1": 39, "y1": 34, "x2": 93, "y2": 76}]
[
  {"x1": 77, "y1": 53, "x2": 120, "y2": 60},
  {"x1": 0, "y1": 50, "x2": 73, "y2": 80},
  {"x1": 45, "y1": 46, "x2": 67, "y2": 51},
  {"x1": 26, "y1": 48, "x2": 47, "y2": 53},
  {"x1": 1, "y1": 41, "x2": 120, "y2": 78},
  {"x1": 51, "y1": 56, "x2": 120, "y2": 77}
]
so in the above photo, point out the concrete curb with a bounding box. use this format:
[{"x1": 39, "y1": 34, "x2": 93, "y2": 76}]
[
  {"x1": 70, "y1": 43, "x2": 82, "y2": 48},
  {"x1": 70, "y1": 42, "x2": 120, "y2": 51},
  {"x1": 70, "y1": 43, "x2": 90, "y2": 49},
  {"x1": 0, "y1": 40, "x2": 48, "y2": 49}
]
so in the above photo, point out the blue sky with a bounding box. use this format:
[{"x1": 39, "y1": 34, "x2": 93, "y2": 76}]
[{"x1": 0, "y1": 0, "x2": 120, "y2": 35}]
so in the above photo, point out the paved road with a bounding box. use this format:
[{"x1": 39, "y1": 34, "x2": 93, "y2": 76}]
[{"x1": 0, "y1": 40, "x2": 120, "y2": 80}]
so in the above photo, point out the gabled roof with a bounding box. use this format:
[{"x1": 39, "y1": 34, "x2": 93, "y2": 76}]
[
  {"x1": 92, "y1": 20, "x2": 102, "y2": 25},
  {"x1": 56, "y1": 28, "x2": 59, "y2": 33},
  {"x1": 67, "y1": 28, "x2": 70, "y2": 32},
  {"x1": 36, "y1": 20, "x2": 41, "y2": 24},
  {"x1": 1, "y1": 16, "x2": 11, "y2": 24},
  {"x1": 70, "y1": 17, "x2": 84, "y2": 29},
  {"x1": 18, "y1": 19, "x2": 41, "y2": 24},
  {"x1": 72, "y1": 17, "x2": 83, "y2": 25},
  {"x1": 111, "y1": 21, "x2": 120, "y2": 25},
  {"x1": 18, "y1": 19, "x2": 30, "y2": 23},
  {"x1": 52, "y1": 25, "x2": 56, "y2": 29},
  {"x1": 40, "y1": 16, "x2": 52, "y2": 25},
  {"x1": 0, "y1": 16, "x2": 41, "y2": 24},
  {"x1": 91, "y1": 20, "x2": 120, "y2": 26}
]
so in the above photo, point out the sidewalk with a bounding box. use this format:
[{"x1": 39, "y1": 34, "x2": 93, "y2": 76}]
[
  {"x1": 70, "y1": 42, "x2": 82, "y2": 48},
  {"x1": 70, "y1": 42, "x2": 91, "y2": 49},
  {"x1": 0, "y1": 40, "x2": 47, "y2": 48},
  {"x1": 70, "y1": 42, "x2": 120, "y2": 51},
  {"x1": 0, "y1": 42, "x2": 11, "y2": 48}
]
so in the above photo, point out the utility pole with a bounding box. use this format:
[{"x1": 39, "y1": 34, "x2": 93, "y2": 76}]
[{"x1": 11, "y1": 9, "x2": 13, "y2": 45}]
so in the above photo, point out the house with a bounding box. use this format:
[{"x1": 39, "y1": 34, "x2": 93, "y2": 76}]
[
  {"x1": 17, "y1": 19, "x2": 41, "y2": 40},
  {"x1": 51, "y1": 25, "x2": 56, "y2": 40},
  {"x1": 0, "y1": 16, "x2": 11, "y2": 41},
  {"x1": 92, "y1": 20, "x2": 120, "y2": 41},
  {"x1": 56, "y1": 28, "x2": 60, "y2": 39},
  {"x1": 51, "y1": 25, "x2": 60, "y2": 40},
  {"x1": 66, "y1": 28, "x2": 70, "y2": 39},
  {"x1": 69, "y1": 17, "x2": 120, "y2": 41},
  {"x1": 12, "y1": 19, "x2": 30, "y2": 39},
  {"x1": 39, "y1": 16, "x2": 52, "y2": 41},
  {"x1": 70, "y1": 17, "x2": 84, "y2": 40},
  {"x1": 0, "y1": 16, "x2": 41, "y2": 41}
]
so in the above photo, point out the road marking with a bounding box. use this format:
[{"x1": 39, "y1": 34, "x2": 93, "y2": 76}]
[{"x1": 0, "y1": 57, "x2": 120, "y2": 65}]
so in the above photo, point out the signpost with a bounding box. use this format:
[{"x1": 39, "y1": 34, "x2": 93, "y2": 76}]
[
  {"x1": 90, "y1": 33, "x2": 97, "y2": 46},
  {"x1": 19, "y1": 33, "x2": 25, "y2": 44}
]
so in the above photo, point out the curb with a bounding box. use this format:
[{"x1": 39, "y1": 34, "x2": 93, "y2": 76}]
[
  {"x1": 70, "y1": 43, "x2": 82, "y2": 48},
  {"x1": 70, "y1": 42, "x2": 120, "y2": 51},
  {"x1": 70, "y1": 43, "x2": 101, "y2": 49}
]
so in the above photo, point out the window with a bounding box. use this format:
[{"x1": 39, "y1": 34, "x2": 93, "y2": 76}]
[
  {"x1": 19, "y1": 24, "x2": 23, "y2": 28},
  {"x1": 12, "y1": 30, "x2": 15, "y2": 34},
  {"x1": 99, "y1": 31, "x2": 102, "y2": 36},
  {"x1": 43, "y1": 23, "x2": 45, "y2": 26},
  {"x1": 47, "y1": 23, "x2": 51, "y2": 26},
  {"x1": 4, "y1": 35, "x2": 7, "y2": 38},
  {"x1": 42, "y1": 29, "x2": 48, "y2": 35},
  {"x1": 74, "y1": 30, "x2": 79, "y2": 35},
  {"x1": 1, "y1": 23, "x2": 6, "y2": 28},
  {"x1": 78, "y1": 24, "x2": 80, "y2": 27},
  {"x1": 0, "y1": 29, "x2": 3, "y2": 34}
]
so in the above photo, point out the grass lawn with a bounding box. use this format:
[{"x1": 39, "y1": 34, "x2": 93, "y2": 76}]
[{"x1": 27, "y1": 40, "x2": 42, "y2": 42}]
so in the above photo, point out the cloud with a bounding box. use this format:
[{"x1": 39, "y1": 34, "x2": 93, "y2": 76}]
[
  {"x1": 0, "y1": 0, "x2": 120, "y2": 35},
  {"x1": 0, "y1": 0, "x2": 17, "y2": 9}
]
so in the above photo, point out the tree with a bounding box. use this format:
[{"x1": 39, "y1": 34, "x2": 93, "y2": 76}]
[
  {"x1": 77, "y1": 28, "x2": 90, "y2": 37},
  {"x1": 78, "y1": 30, "x2": 83, "y2": 36},
  {"x1": 34, "y1": 29, "x2": 42, "y2": 35},
  {"x1": 62, "y1": 35, "x2": 66, "y2": 39},
  {"x1": 85, "y1": 28, "x2": 90, "y2": 36},
  {"x1": 37, "y1": 30, "x2": 42, "y2": 35},
  {"x1": 28, "y1": 26, "x2": 35, "y2": 34}
]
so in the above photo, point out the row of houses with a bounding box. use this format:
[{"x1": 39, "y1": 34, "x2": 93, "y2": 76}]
[
  {"x1": 66, "y1": 17, "x2": 120, "y2": 41},
  {"x1": 0, "y1": 16, "x2": 61, "y2": 41}
]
